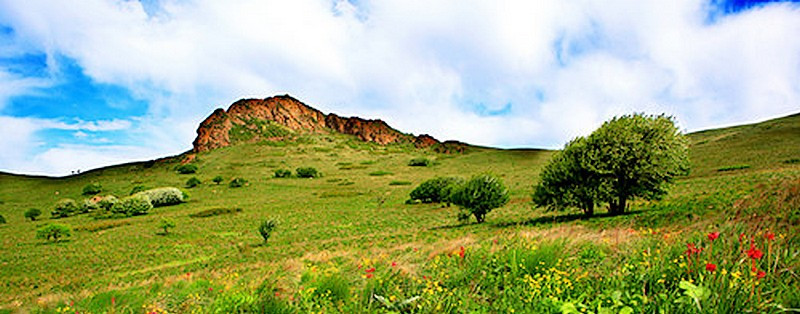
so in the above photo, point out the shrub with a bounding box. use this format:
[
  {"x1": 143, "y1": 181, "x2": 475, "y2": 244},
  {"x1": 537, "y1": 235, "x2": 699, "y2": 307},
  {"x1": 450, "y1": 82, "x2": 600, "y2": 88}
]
[
  {"x1": 717, "y1": 164, "x2": 751, "y2": 172},
  {"x1": 389, "y1": 180, "x2": 412, "y2": 186},
  {"x1": 130, "y1": 185, "x2": 147, "y2": 195},
  {"x1": 274, "y1": 169, "x2": 292, "y2": 178},
  {"x1": 186, "y1": 177, "x2": 202, "y2": 188},
  {"x1": 97, "y1": 195, "x2": 118, "y2": 210},
  {"x1": 229, "y1": 178, "x2": 248, "y2": 188},
  {"x1": 259, "y1": 219, "x2": 277, "y2": 244},
  {"x1": 0, "y1": 214, "x2": 5, "y2": 224},
  {"x1": 82, "y1": 183, "x2": 102, "y2": 196},
  {"x1": 176, "y1": 164, "x2": 198, "y2": 174},
  {"x1": 158, "y1": 218, "x2": 176, "y2": 235},
  {"x1": 213, "y1": 176, "x2": 224, "y2": 185},
  {"x1": 408, "y1": 157, "x2": 432, "y2": 167},
  {"x1": 36, "y1": 223, "x2": 71, "y2": 242},
  {"x1": 189, "y1": 207, "x2": 242, "y2": 218},
  {"x1": 450, "y1": 174, "x2": 510, "y2": 223},
  {"x1": 111, "y1": 194, "x2": 153, "y2": 216},
  {"x1": 52, "y1": 199, "x2": 79, "y2": 218},
  {"x1": 784, "y1": 158, "x2": 800, "y2": 164},
  {"x1": 81, "y1": 198, "x2": 100, "y2": 213},
  {"x1": 410, "y1": 177, "x2": 464, "y2": 203},
  {"x1": 24, "y1": 208, "x2": 42, "y2": 221},
  {"x1": 295, "y1": 167, "x2": 319, "y2": 178},
  {"x1": 135, "y1": 187, "x2": 184, "y2": 207},
  {"x1": 369, "y1": 170, "x2": 393, "y2": 176}
]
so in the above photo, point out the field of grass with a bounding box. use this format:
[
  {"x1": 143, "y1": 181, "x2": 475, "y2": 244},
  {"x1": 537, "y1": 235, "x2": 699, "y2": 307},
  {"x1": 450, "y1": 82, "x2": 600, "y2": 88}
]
[{"x1": 0, "y1": 114, "x2": 798, "y2": 313}]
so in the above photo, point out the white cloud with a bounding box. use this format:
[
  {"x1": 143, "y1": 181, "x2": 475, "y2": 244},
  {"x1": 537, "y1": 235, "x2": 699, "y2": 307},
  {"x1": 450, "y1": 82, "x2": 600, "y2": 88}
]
[{"x1": 0, "y1": 0, "x2": 799, "y2": 174}]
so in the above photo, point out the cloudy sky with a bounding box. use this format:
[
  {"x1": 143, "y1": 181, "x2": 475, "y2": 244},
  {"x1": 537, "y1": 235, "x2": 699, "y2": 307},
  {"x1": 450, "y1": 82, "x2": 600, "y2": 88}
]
[{"x1": 1, "y1": 0, "x2": 799, "y2": 176}]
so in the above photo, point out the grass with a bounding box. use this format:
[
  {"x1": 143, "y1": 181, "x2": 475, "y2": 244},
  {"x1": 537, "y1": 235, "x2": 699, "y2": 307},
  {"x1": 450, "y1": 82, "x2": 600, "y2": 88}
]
[{"x1": 0, "y1": 115, "x2": 798, "y2": 312}]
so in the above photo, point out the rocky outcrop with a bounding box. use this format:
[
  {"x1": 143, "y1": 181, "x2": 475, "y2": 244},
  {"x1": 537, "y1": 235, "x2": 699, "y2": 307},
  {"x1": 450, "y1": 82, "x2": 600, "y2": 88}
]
[{"x1": 192, "y1": 95, "x2": 447, "y2": 152}]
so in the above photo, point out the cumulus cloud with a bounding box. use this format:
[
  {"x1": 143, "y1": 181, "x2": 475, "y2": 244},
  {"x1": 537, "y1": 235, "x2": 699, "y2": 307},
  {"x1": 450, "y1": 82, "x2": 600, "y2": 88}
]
[{"x1": 0, "y1": 0, "x2": 799, "y2": 174}]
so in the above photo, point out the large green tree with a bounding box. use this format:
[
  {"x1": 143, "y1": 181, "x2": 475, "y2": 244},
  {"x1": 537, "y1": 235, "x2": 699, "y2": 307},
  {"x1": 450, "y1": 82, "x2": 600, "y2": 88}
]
[
  {"x1": 451, "y1": 174, "x2": 510, "y2": 223},
  {"x1": 533, "y1": 113, "x2": 689, "y2": 216}
]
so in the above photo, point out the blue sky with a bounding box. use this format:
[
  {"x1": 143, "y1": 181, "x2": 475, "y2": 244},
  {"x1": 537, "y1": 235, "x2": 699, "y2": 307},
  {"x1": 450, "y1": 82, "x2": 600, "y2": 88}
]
[{"x1": 1, "y1": 0, "x2": 799, "y2": 176}]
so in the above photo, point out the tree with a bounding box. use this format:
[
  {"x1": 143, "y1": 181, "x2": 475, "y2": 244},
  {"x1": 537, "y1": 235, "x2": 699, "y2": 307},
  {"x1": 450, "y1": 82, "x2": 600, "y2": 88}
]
[
  {"x1": 82, "y1": 183, "x2": 102, "y2": 196},
  {"x1": 259, "y1": 219, "x2": 277, "y2": 244},
  {"x1": 186, "y1": 177, "x2": 201, "y2": 188},
  {"x1": 450, "y1": 174, "x2": 510, "y2": 223},
  {"x1": 36, "y1": 223, "x2": 72, "y2": 242},
  {"x1": 409, "y1": 177, "x2": 463, "y2": 204},
  {"x1": 158, "y1": 218, "x2": 176, "y2": 235},
  {"x1": 532, "y1": 137, "x2": 606, "y2": 216},
  {"x1": 212, "y1": 176, "x2": 224, "y2": 185},
  {"x1": 24, "y1": 208, "x2": 42, "y2": 221},
  {"x1": 533, "y1": 113, "x2": 689, "y2": 216}
]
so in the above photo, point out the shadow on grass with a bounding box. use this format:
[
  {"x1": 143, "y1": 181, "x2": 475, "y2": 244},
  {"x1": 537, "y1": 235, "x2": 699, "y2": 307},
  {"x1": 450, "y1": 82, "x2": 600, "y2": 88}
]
[{"x1": 491, "y1": 210, "x2": 644, "y2": 228}]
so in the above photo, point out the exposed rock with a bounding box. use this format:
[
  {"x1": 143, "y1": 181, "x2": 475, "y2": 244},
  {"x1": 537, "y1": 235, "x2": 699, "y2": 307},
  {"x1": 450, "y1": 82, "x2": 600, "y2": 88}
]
[{"x1": 192, "y1": 95, "x2": 445, "y2": 152}]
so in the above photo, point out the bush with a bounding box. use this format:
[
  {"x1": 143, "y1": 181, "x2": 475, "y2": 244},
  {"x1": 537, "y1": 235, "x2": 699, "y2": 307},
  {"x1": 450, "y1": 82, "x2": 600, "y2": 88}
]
[
  {"x1": 389, "y1": 180, "x2": 412, "y2": 186},
  {"x1": 111, "y1": 194, "x2": 153, "y2": 216},
  {"x1": 717, "y1": 164, "x2": 751, "y2": 172},
  {"x1": 130, "y1": 185, "x2": 147, "y2": 195},
  {"x1": 274, "y1": 169, "x2": 292, "y2": 178},
  {"x1": 24, "y1": 208, "x2": 42, "y2": 221},
  {"x1": 450, "y1": 174, "x2": 510, "y2": 223},
  {"x1": 82, "y1": 183, "x2": 102, "y2": 196},
  {"x1": 135, "y1": 187, "x2": 185, "y2": 207},
  {"x1": 213, "y1": 176, "x2": 224, "y2": 185},
  {"x1": 0, "y1": 214, "x2": 5, "y2": 224},
  {"x1": 295, "y1": 167, "x2": 319, "y2": 178},
  {"x1": 97, "y1": 195, "x2": 118, "y2": 210},
  {"x1": 408, "y1": 157, "x2": 432, "y2": 167},
  {"x1": 410, "y1": 177, "x2": 464, "y2": 203},
  {"x1": 158, "y1": 218, "x2": 176, "y2": 235},
  {"x1": 259, "y1": 219, "x2": 277, "y2": 244},
  {"x1": 186, "y1": 177, "x2": 202, "y2": 188},
  {"x1": 36, "y1": 223, "x2": 71, "y2": 242},
  {"x1": 176, "y1": 164, "x2": 198, "y2": 174},
  {"x1": 369, "y1": 171, "x2": 393, "y2": 176},
  {"x1": 229, "y1": 178, "x2": 248, "y2": 188},
  {"x1": 81, "y1": 198, "x2": 100, "y2": 213},
  {"x1": 52, "y1": 199, "x2": 79, "y2": 218}
]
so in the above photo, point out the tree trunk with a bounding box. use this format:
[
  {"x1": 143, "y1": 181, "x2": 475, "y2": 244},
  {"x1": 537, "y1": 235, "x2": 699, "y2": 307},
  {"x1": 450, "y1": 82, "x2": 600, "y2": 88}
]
[
  {"x1": 618, "y1": 196, "x2": 627, "y2": 214},
  {"x1": 475, "y1": 213, "x2": 485, "y2": 223},
  {"x1": 583, "y1": 203, "x2": 594, "y2": 217}
]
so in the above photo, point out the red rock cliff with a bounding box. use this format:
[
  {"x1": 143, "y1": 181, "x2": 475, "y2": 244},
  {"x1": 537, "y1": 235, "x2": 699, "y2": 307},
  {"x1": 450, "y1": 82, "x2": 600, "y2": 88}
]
[{"x1": 192, "y1": 95, "x2": 448, "y2": 152}]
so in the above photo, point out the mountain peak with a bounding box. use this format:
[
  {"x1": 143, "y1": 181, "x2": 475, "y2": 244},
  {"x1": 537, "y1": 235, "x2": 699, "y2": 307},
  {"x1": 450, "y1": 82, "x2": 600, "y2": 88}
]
[{"x1": 192, "y1": 95, "x2": 460, "y2": 152}]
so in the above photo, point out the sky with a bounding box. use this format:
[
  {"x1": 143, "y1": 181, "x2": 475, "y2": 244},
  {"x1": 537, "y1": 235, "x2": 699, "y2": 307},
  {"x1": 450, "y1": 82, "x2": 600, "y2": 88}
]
[{"x1": 1, "y1": 0, "x2": 799, "y2": 176}]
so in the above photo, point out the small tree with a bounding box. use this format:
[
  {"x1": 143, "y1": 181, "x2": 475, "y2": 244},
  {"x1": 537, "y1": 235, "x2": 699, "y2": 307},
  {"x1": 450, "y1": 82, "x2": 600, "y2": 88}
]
[
  {"x1": 533, "y1": 137, "x2": 606, "y2": 217},
  {"x1": 82, "y1": 183, "x2": 102, "y2": 196},
  {"x1": 36, "y1": 223, "x2": 72, "y2": 242},
  {"x1": 450, "y1": 174, "x2": 510, "y2": 223},
  {"x1": 158, "y1": 218, "x2": 176, "y2": 235},
  {"x1": 186, "y1": 177, "x2": 202, "y2": 188},
  {"x1": 212, "y1": 176, "x2": 224, "y2": 185},
  {"x1": 259, "y1": 219, "x2": 277, "y2": 244},
  {"x1": 25, "y1": 208, "x2": 42, "y2": 221}
]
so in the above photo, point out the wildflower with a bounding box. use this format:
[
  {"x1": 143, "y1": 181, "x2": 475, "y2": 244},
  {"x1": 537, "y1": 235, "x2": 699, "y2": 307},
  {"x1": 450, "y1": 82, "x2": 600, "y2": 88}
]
[
  {"x1": 685, "y1": 243, "x2": 702, "y2": 256},
  {"x1": 756, "y1": 270, "x2": 766, "y2": 279},
  {"x1": 391, "y1": 261, "x2": 397, "y2": 267},
  {"x1": 366, "y1": 273, "x2": 374, "y2": 279},
  {"x1": 765, "y1": 231, "x2": 775, "y2": 241},
  {"x1": 708, "y1": 232, "x2": 720, "y2": 241},
  {"x1": 706, "y1": 263, "x2": 717, "y2": 272},
  {"x1": 366, "y1": 267, "x2": 376, "y2": 273},
  {"x1": 111, "y1": 297, "x2": 116, "y2": 306},
  {"x1": 746, "y1": 245, "x2": 763, "y2": 260},
  {"x1": 458, "y1": 246, "x2": 465, "y2": 259},
  {"x1": 208, "y1": 287, "x2": 213, "y2": 292},
  {"x1": 739, "y1": 233, "x2": 746, "y2": 242}
]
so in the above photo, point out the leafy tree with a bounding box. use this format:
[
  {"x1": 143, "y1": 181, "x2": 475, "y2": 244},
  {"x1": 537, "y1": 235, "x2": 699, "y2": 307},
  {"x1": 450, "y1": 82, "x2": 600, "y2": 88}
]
[
  {"x1": 24, "y1": 208, "x2": 42, "y2": 221},
  {"x1": 158, "y1": 218, "x2": 176, "y2": 235},
  {"x1": 186, "y1": 177, "x2": 202, "y2": 188},
  {"x1": 212, "y1": 176, "x2": 224, "y2": 185},
  {"x1": 259, "y1": 219, "x2": 277, "y2": 244},
  {"x1": 533, "y1": 113, "x2": 689, "y2": 216},
  {"x1": 36, "y1": 223, "x2": 72, "y2": 242},
  {"x1": 82, "y1": 183, "x2": 102, "y2": 196},
  {"x1": 450, "y1": 174, "x2": 510, "y2": 223}
]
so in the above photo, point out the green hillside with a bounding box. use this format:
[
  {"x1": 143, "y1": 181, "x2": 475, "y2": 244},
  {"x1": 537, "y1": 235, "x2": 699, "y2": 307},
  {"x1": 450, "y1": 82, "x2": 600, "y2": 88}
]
[{"x1": 0, "y1": 114, "x2": 798, "y2": 313}]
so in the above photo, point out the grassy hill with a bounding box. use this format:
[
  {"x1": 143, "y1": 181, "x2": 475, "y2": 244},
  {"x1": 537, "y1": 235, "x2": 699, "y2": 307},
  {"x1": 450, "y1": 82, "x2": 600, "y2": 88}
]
[{"x1": 0, "y1": 114, "x2": 798, "y2": 313}]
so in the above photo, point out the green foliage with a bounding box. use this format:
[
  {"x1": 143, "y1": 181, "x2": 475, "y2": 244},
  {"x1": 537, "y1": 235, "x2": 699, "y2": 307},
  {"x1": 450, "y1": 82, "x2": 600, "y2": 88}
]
[
  {"x1": 534, "y1": 113, "x2": 689, "y2": 216},
  {"x1": 82, "y1": 183, "x2": 102, "y2": 196},
  {"x1": 189, "y1": 207, "x2": 242, "y2": 218},
  {"x1": 409, "y1": 177, "x2": 463, "y2": 203},
  {"x1": 158, "y1": 218, "x2": 175, "y2": 235},
  {"x1": 450, "y1": 174, "x2": 509, "y2": 223},
  {"x1": 408, "y1": 157, "x2": 431, "y2": 167},
  {"x1": 36, "y1": 223, "x2": 71, "y2": 242},
  {"x1": 185, "y1": 177, "x2": 202, "y2": 188},
  {"x1": 229, "y1": 177, "x2": 248, "y2": 188},
  {"x1": 80, "y1": 195, "x2": 117, "y2": 213},
  {"x1": 135, "y1": 187, "x2": 184, "y2": 207},
  {"x1": 274, "y1": 169, "x2": 292, "y2": 178},
  {"x1": 0, "y1": 214, "x2": 5, "y2": 224},
  {"x1": 295, "y1": 167, "x2": 319, "y2": 178},
  {"x1": 258, "y1": 219, "x2": 277, "y2": 244},
  {"x1": 111, "y1": 194, "x2": 153, "y2": 216},
  {"x1": 717, "y1": 164, "x2": 751, "y2": 172},
  {"x1": 130, "y1": 185, "x2": 147, "y2": 195},
  {"x1": 389, "y1": 180, "x2": 412, "y2": 186},
  {"x1": 176, "y1": 164, "x2": 198, "y2": 174},
  {"x1": 24, "y1": 208, "x2": 42, "y2": 221},
  {"x1": 96, "y1": 195, "x2": 118, "y2": 211},
  {"x1": 212, "y1": 175, "x2": 224, "y2": 185},
  {"x1": 784, "y1": 158, "x2": 800, "y2": 164},
  {"x1": 368, "y1": 170, "x2": 393, "y2": 176},
  {"x1": 52, "y1": 199, "x2": 79, "y2": 218}
]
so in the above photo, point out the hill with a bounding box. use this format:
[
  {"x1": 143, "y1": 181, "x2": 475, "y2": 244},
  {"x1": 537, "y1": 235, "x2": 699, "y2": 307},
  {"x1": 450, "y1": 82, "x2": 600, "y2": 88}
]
[{"x1": 0, "y1": 100, "x2": 798, "y2": 312}]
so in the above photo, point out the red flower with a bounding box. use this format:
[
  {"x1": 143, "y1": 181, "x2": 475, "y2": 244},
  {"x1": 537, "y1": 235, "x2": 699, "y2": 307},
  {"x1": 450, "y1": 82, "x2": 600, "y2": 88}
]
[
  {"x1": 685, "y1": 243, "x2": 702, "y2": 256},
  {"x1": 757, "y1": 270, "x2": 766, "y2": 279},
  {"x1": 208, "y1": 287, "x2": 213, "y2": 292},
  {"x1": 705, "y1": 263, "x2": 717, "y2": 272},
  {"x1": 366, "y1": 273, "x2": 374, "y2": 279},
  {"x1": 365, "y1": 267, "x2": 376, "y2": 273},
  {"x1": 111, "y1": 297, "x2": 115, "y2": 306},
  {"x1": 739, "y1": 233, "x2": 746, "y2": 243},
  {"x1": 458, "y1": 246, "x2": 465, "y2": 259},
  {"x1": 747, "y1": 244, "x2": 763, "y2": 260},
  {"x1": 707, "y1": 232, "x2": 719, "y2": 241},
  {"x1": 765, "y1": 231, "x2": 775, "y2": 241},
  {"x1": 391, "y1": 261, "x2": 397, "y2": 267}
]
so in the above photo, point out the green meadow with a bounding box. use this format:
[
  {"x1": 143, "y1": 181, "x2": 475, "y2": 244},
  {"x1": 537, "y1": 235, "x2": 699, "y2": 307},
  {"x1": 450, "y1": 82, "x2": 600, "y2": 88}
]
[{"x1": 0, "y1": 114, "x2": 798, "y2": 313}]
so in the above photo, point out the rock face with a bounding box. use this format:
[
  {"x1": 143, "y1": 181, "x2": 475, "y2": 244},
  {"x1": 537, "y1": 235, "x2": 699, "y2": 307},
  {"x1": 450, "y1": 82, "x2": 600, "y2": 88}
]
[{"x1": 192, "y1": 95, "x2": 461, "y2": 152}]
